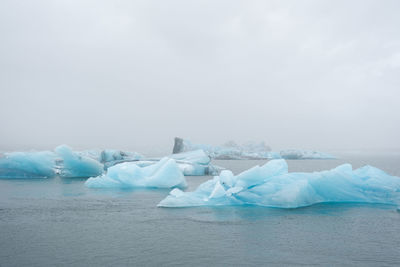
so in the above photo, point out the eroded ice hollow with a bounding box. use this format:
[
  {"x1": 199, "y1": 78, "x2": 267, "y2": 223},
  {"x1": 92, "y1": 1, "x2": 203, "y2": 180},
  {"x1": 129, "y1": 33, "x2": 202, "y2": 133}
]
[
  {"x1": 85, "y1": 157, "x2": 187, "y2": 189},
  {"x1": 158, "y1": 159, "x2": 400, "y2": 208}
]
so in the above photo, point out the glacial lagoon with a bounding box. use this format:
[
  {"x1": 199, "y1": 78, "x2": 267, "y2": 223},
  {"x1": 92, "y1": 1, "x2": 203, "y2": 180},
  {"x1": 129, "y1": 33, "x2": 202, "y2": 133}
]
[{"x1": 1, "y1": 154, "x2": 400, "y2": 266}]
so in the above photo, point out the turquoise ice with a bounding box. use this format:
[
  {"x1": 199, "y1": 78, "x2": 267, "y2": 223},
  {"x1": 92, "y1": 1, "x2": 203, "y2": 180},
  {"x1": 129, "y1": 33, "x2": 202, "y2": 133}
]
[
  {"x1": 158, "y1": 159, "x2": 400, "y2": 208},
  {"x1": 0, "y1": 151, "x2": 56, "y2": 178},
  {"x1": 55, "y1": 145, "x2": 104, "y2": 178},
  {"x1": 0, "y1": 146, "x2": 216, "y2": 178},
  {"x1": 85, "y1": 157, "x2": 187, "y2": 189}
]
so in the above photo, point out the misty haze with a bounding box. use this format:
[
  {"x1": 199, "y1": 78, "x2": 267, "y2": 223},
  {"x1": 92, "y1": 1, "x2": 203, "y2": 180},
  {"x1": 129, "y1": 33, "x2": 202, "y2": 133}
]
[{"x1": 0, "y1": 1, "x2": 399, "y2": 266}]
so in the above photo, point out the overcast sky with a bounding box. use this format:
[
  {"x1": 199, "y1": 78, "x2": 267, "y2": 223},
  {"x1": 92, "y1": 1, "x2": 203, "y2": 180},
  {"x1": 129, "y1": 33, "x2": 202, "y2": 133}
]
[{"x1": 0, "y1": 0, "x2": 399, "y2": 153}]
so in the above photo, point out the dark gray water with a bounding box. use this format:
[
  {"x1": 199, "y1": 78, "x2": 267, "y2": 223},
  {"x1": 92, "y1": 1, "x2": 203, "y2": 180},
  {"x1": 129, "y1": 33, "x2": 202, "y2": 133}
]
[{"x1": 1, "y1": 154, "x2": 400, "y2": 266}]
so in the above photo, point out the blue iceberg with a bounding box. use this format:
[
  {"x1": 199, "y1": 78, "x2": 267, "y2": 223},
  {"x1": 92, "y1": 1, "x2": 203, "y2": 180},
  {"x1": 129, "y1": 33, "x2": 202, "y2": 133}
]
[
  {"x1": 85, "y1": 157, "x2": 187, "y2": 189},
  {"x1": 55, "y1": 145, "x2": 104, "y2": 178},
  {"x1": 158, "y1": 159, "x2": 400, "y2": 208},
  {"x1": 0, "y1": 151, "x2": 57, "y2": 178},
  {"x1": 0, "y1": 145, "x2": 144, "y2": 178}
]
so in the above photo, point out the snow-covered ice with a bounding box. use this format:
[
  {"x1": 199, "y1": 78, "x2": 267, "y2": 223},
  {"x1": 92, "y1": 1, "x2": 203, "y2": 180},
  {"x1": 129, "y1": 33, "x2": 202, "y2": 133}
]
[
  {"x1": 85, "y1": 157, "x2": 187, "y2": 189},
  {"x1": 158, "y1": 159, "x2": 400, "y2": 208}
]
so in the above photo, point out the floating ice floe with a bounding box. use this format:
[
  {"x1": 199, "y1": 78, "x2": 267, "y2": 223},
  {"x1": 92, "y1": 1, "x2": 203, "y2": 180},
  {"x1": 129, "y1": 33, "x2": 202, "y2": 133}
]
[
  {"x1": 172, "y1": 137, "x2": 334, "y2": 160},
  {"x1": 85, "y1": 157, "x2": 187, "y2": 189},
  {"x1": 158, "y1": 159, "x2": 400, "y2": 208},
  {"x1": 0, "y1": 151, "x2": 57, "y2": 178}
]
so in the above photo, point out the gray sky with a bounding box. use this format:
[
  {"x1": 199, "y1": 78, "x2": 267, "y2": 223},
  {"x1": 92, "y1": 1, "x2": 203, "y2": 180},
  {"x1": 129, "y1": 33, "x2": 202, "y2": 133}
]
[{"x1": 1, "y1": 0, "x2": 399, "y2": 153}]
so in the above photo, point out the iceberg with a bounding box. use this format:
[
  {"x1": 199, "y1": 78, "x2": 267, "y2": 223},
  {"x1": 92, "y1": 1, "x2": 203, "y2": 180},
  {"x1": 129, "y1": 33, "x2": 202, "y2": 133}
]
[
  {"x1": 55, "y1": 145, "x2": 104, "y2": 178},
  {"x1": 168, "y1": 149, "x2": 211, "y2": 165},
  {"x1": 100, "y1": 149, "x2": 143, "y2": 168},
  {"x1": 128, "y1": 150, "x2": 223, "y2": 176},
  {"x1": 0, "y1": 151, "x2": 57, "y2": 178},
  {"x1": 158, "y1": 159, "x2": 400, "y2": 208},
  {"x1": 0, "y1": 145, "x2": 144, "y2": 178},
  {"x1": 90, "y1": 149, "x2": 143, "y2": 168},
  {"x1": 167, "y1": 150, "x2": 223, "y2": 175},
  {"x1": 172, "y1": 137, "x2": 278, "y2": 160},
  {"x1": 280, "y1": 149, "x2": 335, "y2": 159},
  {"x1": 127, "y1": 160, "x2": 220, "y2": 176},
  {"x1": 75, "y1": 149, "x2": 143, "y2": 169},
  {"x1": 172, "y1": 137, "x2": 336, "y2": 160},
  {"x1": 85, "y1": 157, "x2": 187, "y2": 189}
]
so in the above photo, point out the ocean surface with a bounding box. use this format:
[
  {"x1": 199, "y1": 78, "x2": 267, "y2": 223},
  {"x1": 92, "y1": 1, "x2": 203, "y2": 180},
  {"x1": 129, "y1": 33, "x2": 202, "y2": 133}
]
[{"x1": 1, "y1": 153, "x2": 400, "y2": 266}]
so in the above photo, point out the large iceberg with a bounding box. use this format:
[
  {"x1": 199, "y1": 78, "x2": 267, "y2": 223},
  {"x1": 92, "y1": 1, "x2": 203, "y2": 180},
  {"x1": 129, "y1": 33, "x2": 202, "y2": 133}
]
[
  {"x1": 158, "y1": 159, "x2": 400, "y2": 208},
  {"x1": 85, "y1": 157, "x2": 187, "y2": 189},
  {"x1": 173, "y1": 137, "x2": 278, "y2": 159},
  {"x1": 0, "y1": 151, "x2": 57, "y2": 178}
]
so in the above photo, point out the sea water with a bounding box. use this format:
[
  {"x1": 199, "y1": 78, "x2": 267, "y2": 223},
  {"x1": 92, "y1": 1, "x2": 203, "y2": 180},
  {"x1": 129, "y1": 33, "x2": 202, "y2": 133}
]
[{"x1": 0, "y1": 153, "x2": 399, "y2": 266}]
